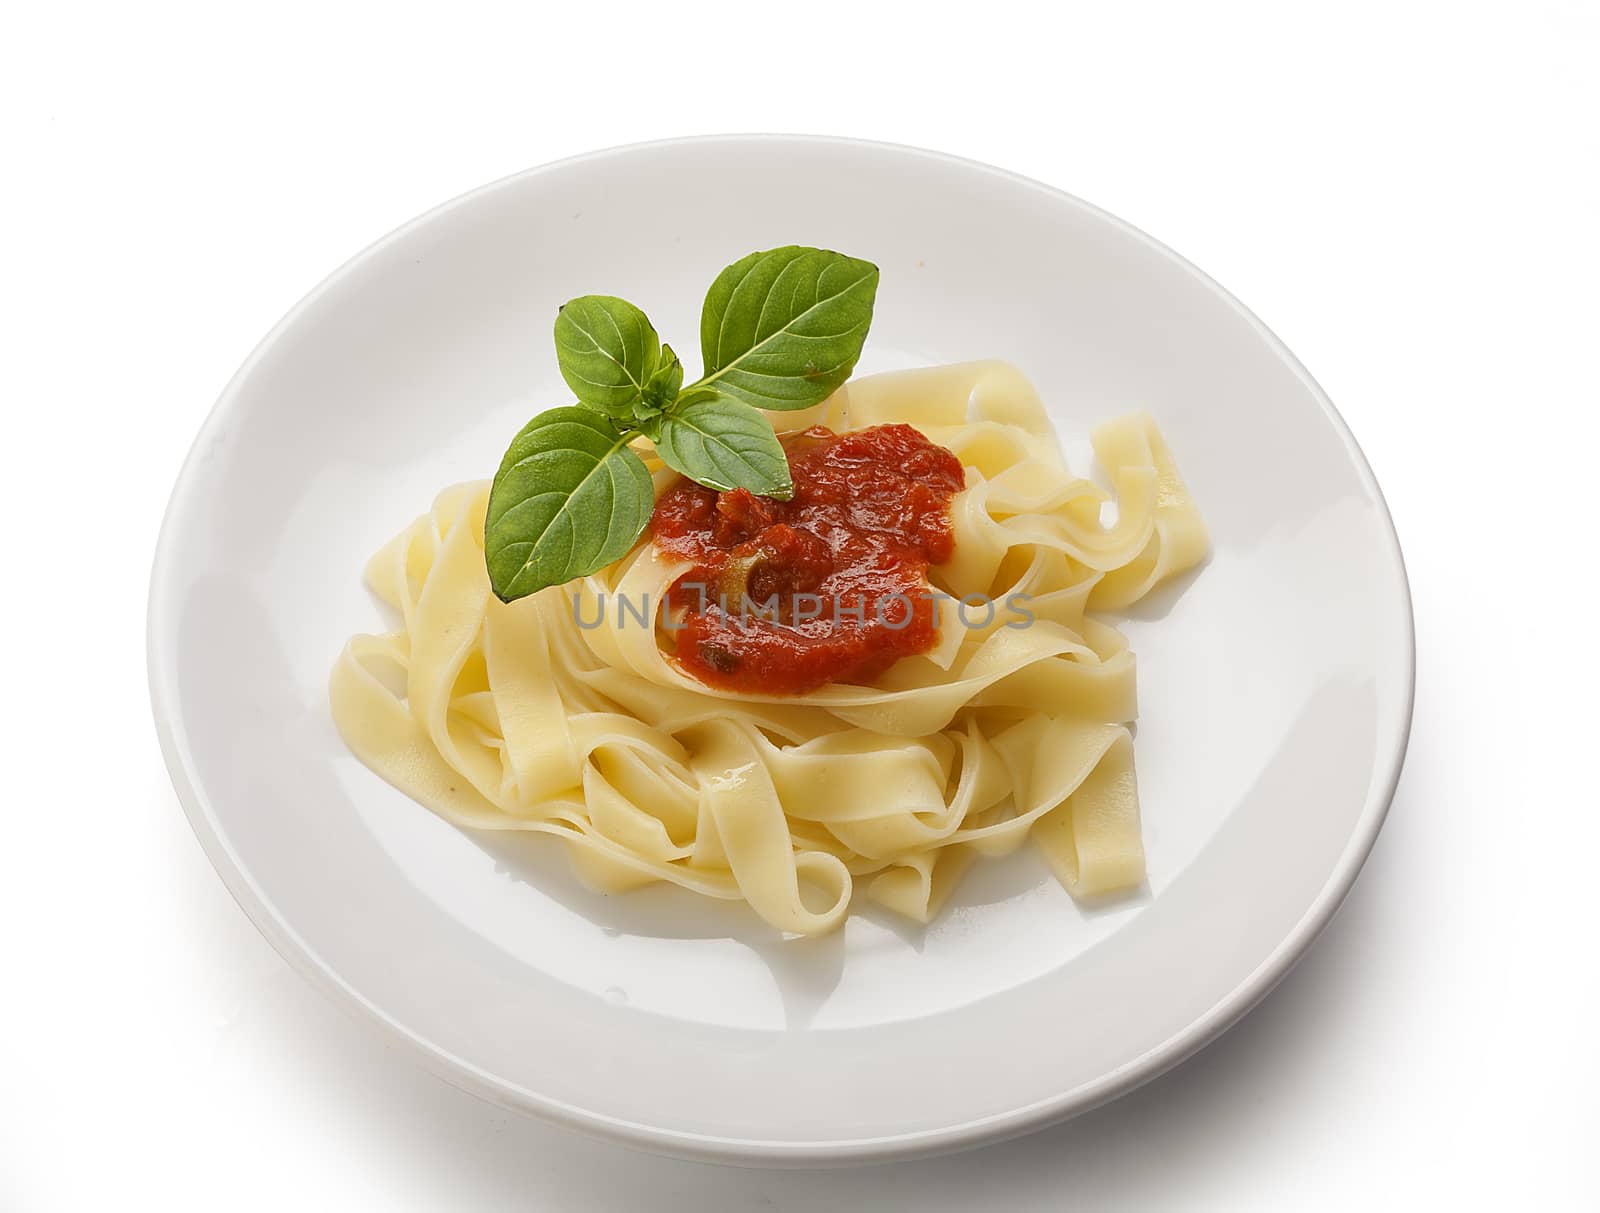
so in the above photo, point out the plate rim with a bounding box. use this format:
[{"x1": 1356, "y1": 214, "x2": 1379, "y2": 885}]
[{"x1": 147, "y1": 132, "x2": 1416, "y2": 1166}]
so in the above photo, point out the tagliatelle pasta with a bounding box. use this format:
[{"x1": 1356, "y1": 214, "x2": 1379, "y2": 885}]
[{"x1": 330, "y1": 362, "x2": 1209, "y2": 935}]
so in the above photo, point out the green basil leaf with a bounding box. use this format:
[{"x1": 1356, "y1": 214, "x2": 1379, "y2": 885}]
[
  {"x1": 484, "y1": 407, "x2": 655, "y2": 602},
  {"x1": 654, "y1": 394, "x2": 794, "y2": 499},
  {"x1": 640, "y1": 343, "x2": 683, "y2": 414},
  {"x1": 553, "y1": 295, "x2": 662, "y2": 418},
  {"x1": 696, "y1": 246, "x2": 879, "y2": 410}
]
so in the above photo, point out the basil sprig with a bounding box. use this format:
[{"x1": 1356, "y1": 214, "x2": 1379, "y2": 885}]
[{"x1": 484, "y1": 246, "x2": 879, "y2": 603}]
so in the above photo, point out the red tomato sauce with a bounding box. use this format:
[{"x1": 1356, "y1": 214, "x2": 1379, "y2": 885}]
[{"x1": 650, "y1": 424, "x2": 965, "y2": 694}]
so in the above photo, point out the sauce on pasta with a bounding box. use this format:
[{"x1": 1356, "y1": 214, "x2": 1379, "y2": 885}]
[{"x1": 651, "y1": 423, "x2": 965, "y2": 694}]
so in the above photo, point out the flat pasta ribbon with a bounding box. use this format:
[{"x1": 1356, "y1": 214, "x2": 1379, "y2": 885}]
[{"x1": 330, "y1": 362, "x2": 1209, "y2": 934}]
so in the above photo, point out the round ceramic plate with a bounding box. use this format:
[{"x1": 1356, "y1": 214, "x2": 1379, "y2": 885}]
[{"x1": 149, "y1": 136, "x2": 1413, "y2": 1165}]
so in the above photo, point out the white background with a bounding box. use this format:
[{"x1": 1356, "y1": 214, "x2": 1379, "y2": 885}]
[{"x1": 4, "y1": 2, "x2": 1596, "y2": 1208}]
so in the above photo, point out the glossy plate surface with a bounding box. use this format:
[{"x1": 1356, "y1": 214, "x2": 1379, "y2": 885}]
[{"x1": 149, "y1": 136, "x2": 1413, "y2": 1164}]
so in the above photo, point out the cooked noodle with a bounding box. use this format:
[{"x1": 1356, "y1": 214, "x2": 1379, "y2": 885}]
[{"x1": 330, "y1": 362, "x2": 1208, "y2": 935}]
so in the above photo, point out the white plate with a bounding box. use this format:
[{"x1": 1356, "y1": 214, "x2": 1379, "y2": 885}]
[{"x1": 149, "y1": 136, "x2": 1413, "y2": 1165}]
